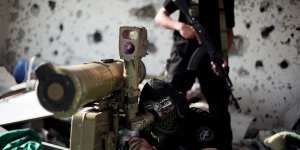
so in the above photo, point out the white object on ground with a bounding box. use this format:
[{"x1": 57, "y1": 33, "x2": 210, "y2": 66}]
[{"x1": 0, "y1": 91, "x2": 53, "y2": 125}]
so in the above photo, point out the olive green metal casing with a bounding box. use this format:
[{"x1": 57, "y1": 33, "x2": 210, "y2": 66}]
[
  {"x1": 37, "y1": 60, "x2": 124, "y2": 117},
  {"x1": 36, "y1": 26, "x2": 151, "y2": 150}
]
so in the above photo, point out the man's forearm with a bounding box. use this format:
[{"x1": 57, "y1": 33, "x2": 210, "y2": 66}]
[{"x1": 154, "y1": 8, "x2": 181, "y2": 31}]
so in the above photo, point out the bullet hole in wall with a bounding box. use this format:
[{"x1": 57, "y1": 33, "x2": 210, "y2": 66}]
[
  {"x1": 88, "y1": 31, "x2": 103, "y2": 44},
  {"x1": 237, "y1": 67, "x2": 250, "y2": 77},
  {"x1": 255, "y1": 60, "x2": 264, "y2": 69},
  {"x1": 287, "y1": 83, "x2": 292, "y2": 90},
  {"x1": 53, "y1": 50, "x2": 58, "y2": 56},
  {"x1": 253, "y1": 118, "x2": 257, "y2": 122},
  {"x1": 296, "y1": 27, "x2": 300, "y2": 31},
  {"x1": 291, "y1": 33, "x2": 294, "y2": 38},
  {"x1": 277, "y1": 5, "x2": 283, "y2": 13},
  {"x1": 129, "y1": 4, "x2": 157, "y2": 19},
  {"x1": 59, "y1": 24, "x2": 64, "y2": 32},
  {"x1": 30, "y1": 3, "x2": 40, "y2": 17},
  {"x1": 279, "y1": 59, "x2": 289, "y2": 69},
  {"x1": 93, "y1": 31, "x2": 102, "y2": 43},
  {"x1": 48, "y1": 1, "x2": 56, "y2": 11},
  {"x1": 49, "y1": 37, "x2": 54, "y2": 43},
  {"x1": 283, "y1": 97, "x2": 287, "y2": 101},
  {"x1": 36, "y1": 53, "x2": 41, "y2": 58},
  {"x1": 261, "y1": 25, "x2": 275, "y2": 39},
  {"x1": 244, "y1": 21, "x2": 251, "y2": 29},
  {"x1": 281, "y1": 38, "x2": 290, "y2": 45},
  {"x1": 260, "y1": 1, "x2": 270, "y2": 13},
  {"x1": 147, "y1": 42, "x2": 158, "y2": 54}
]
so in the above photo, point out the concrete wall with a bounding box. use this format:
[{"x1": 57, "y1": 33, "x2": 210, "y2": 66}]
[
  {"x1": 1, "y1": 0, "x2": 173, "y2": 75},
  {"x1": 0, "y1": 0, "x2": 299, "y2": 129},
  {"x1": 231, "y1": 0, "x2": 300, "y2": 129},
  {"x1": 0, "y1": 0, "x2": 14, "y2": 72}
]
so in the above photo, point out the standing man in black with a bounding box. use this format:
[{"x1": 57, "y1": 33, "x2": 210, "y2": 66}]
[{"x1": 154, "y1": 0, "x2": 235, "y2": 149}]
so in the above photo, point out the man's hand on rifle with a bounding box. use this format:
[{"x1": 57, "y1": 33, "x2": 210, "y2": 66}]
[
  {"x1": 155, "y1": 8, "x2": 198, "y2": 40},
  {"x1": 211, "y1": 61, "x2": 227, "y2": 76},
  {"x1": 176, "y1": 22, "x2": 197, "y2": 39}
]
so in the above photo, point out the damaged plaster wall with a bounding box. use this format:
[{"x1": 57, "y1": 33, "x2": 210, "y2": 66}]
[
  {"x1": 231, "y1": 0, "x2": 300, "y2": 129},
  {"x1": 1, "y1": 0, "x2": 300, "y2": 130},
  {"x1": 1, "y1": 0, "x2": 172, "y2": 76}
]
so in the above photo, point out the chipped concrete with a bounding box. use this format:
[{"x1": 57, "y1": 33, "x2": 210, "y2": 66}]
[
  {"x1": 255, "y1": 60, "x2": 264, "y2": 69},
  {"x1": 232, "y1": 0, "x2": 300, "y2": 129},
  {"x1": 237, "y1": 67, "x2": 250, "y2": 77},
  {"x1": 0, "y1": 0, "x2": 171, "y2": 75},
  {"x1": 87, "y1": 30, "x2": 103, "y2": 44},
  {"x1": 129, "y1": 4, "x2": 157, "y2": 19},
  {"x1": 48, "y1": 0, "x2": 56, "y2": 11},
  {"x1": 261, "y1": 25, "x2": 275, "y2": 39},
  {"x1": 147, "y1": 42, "x2": 158, "y2": 54},
  {"x1": 259, "y1": 1, "x2": 271, "y2": 13},
  {"x1": 30, "y1": 3, "x2": 40, "y2": 17},
  {"x1": 279, "y1": 59, "x2": 289, "y2": 69}
]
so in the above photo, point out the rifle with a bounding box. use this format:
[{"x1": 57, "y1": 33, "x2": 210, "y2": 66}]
[
  {"x1": 172, "y1": 0, "x2": 241, "y2": 111},
  {"x1": 36, "y1": 26, "x2": 154, "y2": 150}
]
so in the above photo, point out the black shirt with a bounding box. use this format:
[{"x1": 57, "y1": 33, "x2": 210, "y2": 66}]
[{"x1": 163, "y1": 0, "x2": 235, "y2": 51}]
